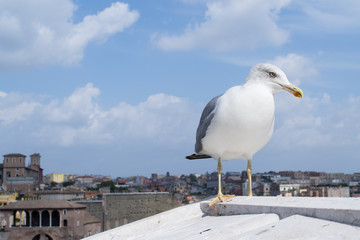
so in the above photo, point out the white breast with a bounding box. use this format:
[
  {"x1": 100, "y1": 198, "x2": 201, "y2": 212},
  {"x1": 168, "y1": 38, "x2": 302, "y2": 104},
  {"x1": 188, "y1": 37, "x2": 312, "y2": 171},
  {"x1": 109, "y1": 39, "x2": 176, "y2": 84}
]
[{"x1": 200, "y1": 84, "x2": 275, "y2": 161}]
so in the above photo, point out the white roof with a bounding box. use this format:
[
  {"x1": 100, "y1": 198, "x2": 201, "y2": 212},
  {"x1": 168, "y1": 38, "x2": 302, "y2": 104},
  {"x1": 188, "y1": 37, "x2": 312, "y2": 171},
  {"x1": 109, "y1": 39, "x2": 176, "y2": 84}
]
[{"x1": 83, "y1": 196, "x2": 360, "y2": 240}]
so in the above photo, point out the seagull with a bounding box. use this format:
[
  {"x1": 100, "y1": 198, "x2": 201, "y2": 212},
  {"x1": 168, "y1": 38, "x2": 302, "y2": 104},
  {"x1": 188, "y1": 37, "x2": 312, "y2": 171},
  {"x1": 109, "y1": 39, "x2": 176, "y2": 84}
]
[{"x1": 186, "y1": 63, "x2": 303, "y2": 206}]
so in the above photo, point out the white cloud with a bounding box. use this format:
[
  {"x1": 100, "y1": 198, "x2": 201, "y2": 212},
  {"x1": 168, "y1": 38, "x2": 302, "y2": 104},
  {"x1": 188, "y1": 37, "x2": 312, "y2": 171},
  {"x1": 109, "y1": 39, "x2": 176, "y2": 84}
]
[
  {"x1": 0, "y1": 84, "x2": 199, "y2": 147},
  {"x1": 270, "y1": 53, "x2": 317, "y2": 85},
  {"x1": 271, "y1": 92, "x2": 360, "y2": 149},
  {"x1": 218, "y1": 53, "x2": 318, "y2": 86},
  {"x1": 155, "y1": 0, "x2": 291, "y2": 51},
  {"x1": 0, "y1": 91, "x2": 42, "y2": 124},
  {"x1": 0, "y1": 1, "x2": 139, "y2": 69},
  {"x1": 0, "y1": 101, "x2": 41, "y2": 124},
  {"x1": 43, "y1": 83, "x2": 101, "y2": 123}
]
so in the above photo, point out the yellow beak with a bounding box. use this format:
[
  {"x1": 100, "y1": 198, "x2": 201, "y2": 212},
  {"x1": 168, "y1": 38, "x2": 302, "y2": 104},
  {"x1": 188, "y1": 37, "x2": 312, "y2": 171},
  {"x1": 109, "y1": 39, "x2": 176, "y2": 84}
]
[{"x1": 281, "y1": 84, "x2": 303, "y2": 98}]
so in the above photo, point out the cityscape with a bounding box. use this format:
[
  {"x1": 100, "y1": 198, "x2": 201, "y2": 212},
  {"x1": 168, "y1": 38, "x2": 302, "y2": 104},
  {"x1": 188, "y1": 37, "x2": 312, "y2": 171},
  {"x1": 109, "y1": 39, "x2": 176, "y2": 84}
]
[
  {"x1": 1, "y1": 0, "x2": 360, "y2": 239},
  {"x1": 0, "y1": 153, "x2": 359, "y2": 239}
]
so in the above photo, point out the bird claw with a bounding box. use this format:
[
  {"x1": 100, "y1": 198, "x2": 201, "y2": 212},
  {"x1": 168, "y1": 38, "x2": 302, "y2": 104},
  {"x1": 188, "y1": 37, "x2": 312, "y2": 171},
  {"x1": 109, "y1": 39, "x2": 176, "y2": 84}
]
[{"x1": 208, "y1": 194, "x2": 235, "y2": 207}]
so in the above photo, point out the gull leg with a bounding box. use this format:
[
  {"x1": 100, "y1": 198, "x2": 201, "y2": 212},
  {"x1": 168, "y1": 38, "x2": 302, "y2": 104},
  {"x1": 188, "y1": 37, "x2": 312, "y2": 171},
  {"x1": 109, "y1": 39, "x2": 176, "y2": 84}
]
[
  {"x1": 217, "y1": 158, "x2": 223, "y2": 197},
  {"x1": 247, "y1": 159, "x2": 253, "y2": 196},
  {"x1": 209, "y1": 159, "x2": 235, "y2": 207}
]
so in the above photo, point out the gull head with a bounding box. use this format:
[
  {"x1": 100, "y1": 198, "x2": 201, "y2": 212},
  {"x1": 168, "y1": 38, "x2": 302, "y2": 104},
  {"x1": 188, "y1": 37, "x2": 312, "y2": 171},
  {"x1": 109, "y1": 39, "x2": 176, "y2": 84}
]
[{"x1": 245, "y1": 63, "x2": 303, "y2": 98}]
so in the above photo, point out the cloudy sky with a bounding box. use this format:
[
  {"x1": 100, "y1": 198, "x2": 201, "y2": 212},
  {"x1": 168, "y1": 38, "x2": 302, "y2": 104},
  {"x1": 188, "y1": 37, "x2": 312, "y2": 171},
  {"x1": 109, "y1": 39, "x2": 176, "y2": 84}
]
[{"x1": 1, "y1": 0, "x2": 360, "y2": 177}]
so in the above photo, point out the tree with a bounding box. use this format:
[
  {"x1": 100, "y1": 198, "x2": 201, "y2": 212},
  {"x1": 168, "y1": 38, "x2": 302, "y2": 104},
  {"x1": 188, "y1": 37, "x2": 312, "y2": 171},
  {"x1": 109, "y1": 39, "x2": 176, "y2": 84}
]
[
  {"x1": 97, "y1": 181, "x2": 116, "y2": 193},
  {"x1": 62, "y1": 181, "x2": 75, "y2": 188},
  {"x1": 189, "y1": 174, "x2": 197, "y2": 183}
]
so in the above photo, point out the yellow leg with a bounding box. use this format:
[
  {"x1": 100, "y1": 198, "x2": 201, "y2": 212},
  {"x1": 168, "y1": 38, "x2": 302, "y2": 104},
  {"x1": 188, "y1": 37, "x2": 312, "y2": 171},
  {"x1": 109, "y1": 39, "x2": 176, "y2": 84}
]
[
  {"x1": 209, "y1": 159, "x2": 235, "y2": 207},
  {"x1": 247, "y1": 159, "x2": 253, "y2": 196},
  {"x1": 217, "y1": 158, "x2": 223, "y2": 196}
]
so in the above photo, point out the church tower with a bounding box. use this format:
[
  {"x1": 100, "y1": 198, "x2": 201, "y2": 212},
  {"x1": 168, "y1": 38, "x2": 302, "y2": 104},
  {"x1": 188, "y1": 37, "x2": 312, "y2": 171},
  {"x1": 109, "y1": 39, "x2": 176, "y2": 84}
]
[
  {"x1": 29, "y1": 153, "x2": 43, "y2": 184},
  {"x1": 29, "y1": 153, "x2": 41, "y2": 171}
]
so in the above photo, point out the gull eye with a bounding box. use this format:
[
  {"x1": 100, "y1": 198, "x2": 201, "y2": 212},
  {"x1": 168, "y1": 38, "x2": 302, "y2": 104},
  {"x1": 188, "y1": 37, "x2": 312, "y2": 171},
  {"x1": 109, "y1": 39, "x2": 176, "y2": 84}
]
[{"x1": 268, "y1": 72, "x2": 277, "y2": 78}]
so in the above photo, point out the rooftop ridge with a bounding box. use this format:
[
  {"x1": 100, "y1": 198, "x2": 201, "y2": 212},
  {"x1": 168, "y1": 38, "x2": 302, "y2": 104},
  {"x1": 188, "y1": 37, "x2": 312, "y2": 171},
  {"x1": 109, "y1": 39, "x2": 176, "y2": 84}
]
[{"x1": 200, "y1": 196, "x2": 360, "y2": 226}]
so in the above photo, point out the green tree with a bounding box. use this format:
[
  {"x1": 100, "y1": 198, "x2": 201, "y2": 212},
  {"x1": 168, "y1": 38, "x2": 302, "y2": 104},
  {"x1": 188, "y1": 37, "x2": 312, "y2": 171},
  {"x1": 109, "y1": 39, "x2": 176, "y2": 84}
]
[
  {"x1": 97, "y1": 181, "x2": 116, "y2": 193},
  {"x1": 189, "y1": 174, "x2": 197, "y2": 183},
  {"x1": 62, "y1": 181, "x2": 75, "y2": 188}
]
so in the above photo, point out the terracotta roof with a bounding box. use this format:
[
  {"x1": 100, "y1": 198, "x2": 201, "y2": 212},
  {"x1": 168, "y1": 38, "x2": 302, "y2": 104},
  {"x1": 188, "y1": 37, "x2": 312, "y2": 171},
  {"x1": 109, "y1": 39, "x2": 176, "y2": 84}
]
[{"x1": 0, "y1": 200, "x2": 86, "y2": 210}]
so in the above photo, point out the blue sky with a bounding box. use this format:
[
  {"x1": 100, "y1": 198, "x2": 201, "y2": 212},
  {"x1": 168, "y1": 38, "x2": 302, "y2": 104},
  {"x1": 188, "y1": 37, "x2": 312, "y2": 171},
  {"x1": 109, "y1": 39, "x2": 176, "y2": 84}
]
[{"x1": 1, "y1": 0, "x2": 360, "y2": 177}]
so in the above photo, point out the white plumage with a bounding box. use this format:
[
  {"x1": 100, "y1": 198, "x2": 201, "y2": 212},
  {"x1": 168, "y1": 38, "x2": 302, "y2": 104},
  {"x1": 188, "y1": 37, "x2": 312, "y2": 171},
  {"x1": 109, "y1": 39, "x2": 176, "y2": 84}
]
[{"x1": 201, "y1": 83, "x2": 275, "y2": 161}]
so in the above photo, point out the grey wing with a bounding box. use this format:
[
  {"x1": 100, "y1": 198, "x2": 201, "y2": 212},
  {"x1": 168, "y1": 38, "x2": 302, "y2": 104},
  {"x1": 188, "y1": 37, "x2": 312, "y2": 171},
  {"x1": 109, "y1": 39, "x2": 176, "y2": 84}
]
[{"x1": 195, "y1": 95, "x2": 222, "y2": 153}]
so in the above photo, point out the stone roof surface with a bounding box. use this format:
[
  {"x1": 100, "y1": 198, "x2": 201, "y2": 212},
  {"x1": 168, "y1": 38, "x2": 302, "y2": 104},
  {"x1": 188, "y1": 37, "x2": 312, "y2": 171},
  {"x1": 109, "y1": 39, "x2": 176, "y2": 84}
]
[
  {"x1": 0, "y1": 200, "x2": 86, "y2": 210},
  {"x1": 82, "y1": 196, "x2": 360, "y2": 240}
]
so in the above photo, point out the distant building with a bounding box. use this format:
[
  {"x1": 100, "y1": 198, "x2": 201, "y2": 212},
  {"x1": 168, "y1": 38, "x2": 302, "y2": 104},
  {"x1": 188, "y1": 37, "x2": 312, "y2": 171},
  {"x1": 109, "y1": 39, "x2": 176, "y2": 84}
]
[
  {"x1": 0, "y1": 193, "x2": 18, "y2": 207},
  {"x1": 74, "y1": 176, "x2": 96, "y2": 184},
  {"x1": 49, "y1": 173, "x2": 65, "y2": 183},
  {"x1": 0, "y1": 153, "x2": 43, "y2": 195},
  {"x1": 305, "y1": 186, "x2": 350, "y2": 197},
  {"x1": 0, "y1": 200, "x2": 100, "y2": 240},
  {"x1": 34, "y1": 188, "x2": 85, "y2": 201},
  {"x1": 262, "y1": 183, "x2": 280, "y2": 196},
  {"x1": 279, "y1": 184, "x2": 301, "y2": 196}
]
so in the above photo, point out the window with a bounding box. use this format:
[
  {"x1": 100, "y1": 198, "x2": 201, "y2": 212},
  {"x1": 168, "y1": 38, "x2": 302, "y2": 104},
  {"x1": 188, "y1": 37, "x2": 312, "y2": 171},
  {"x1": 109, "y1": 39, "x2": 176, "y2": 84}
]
[
  {"x1": 1, "y1": 219, "x2": 7, "y2": 228},
  {"x1": 31, "y1": 211, "x2": 40, "y2": 227},
  {"x1": 15, "y1": 211, "x2": 21, "y2": 226},
  {"x1": 63, "y1": 219, "x2": 68, "y2": 227},
  {"x1": 76, "y1": 220, "x2": 80, "y2": 226},
  {"x1": 16, "y1": 168, "x2": 19, "y2": 171},
  {"x1": 51, "y1": 211, "x2": 60, "y2": 227},
  {"x1": 41, "y1": 211, "x2": 50, "y2": 227},
  {"x1": 63, "y1": 210, "x2": 67, "y2": 215},
  {"x1": 20, "y1": 211, "x2": 27, "y2": 226}
]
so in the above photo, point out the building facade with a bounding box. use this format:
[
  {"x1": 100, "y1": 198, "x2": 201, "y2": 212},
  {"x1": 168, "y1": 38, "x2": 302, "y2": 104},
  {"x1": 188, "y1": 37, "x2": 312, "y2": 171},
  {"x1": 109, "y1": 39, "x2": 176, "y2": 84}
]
[
  {"x1": 0, "y1": 153, "x2": 43, "y2": 195},
  {"x1": 81, "y1": 192, "x2": 180, "y2": 231},
  {"x1": 0, "y1": 200, "x2": 100, "y2": 240},
  {"x1": 49, "y1": 173, "x2": 65, "y2": 183},
  {"x1": 34, "y1": 188, "x2": 85, "y2": 201}
]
